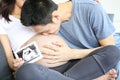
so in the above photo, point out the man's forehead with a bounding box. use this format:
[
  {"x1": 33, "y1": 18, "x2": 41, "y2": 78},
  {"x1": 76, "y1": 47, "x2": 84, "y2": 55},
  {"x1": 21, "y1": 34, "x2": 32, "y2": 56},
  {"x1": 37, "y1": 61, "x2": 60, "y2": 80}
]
[{"x1": 52, "y1": 0, "x2": 69, "y2": 4}]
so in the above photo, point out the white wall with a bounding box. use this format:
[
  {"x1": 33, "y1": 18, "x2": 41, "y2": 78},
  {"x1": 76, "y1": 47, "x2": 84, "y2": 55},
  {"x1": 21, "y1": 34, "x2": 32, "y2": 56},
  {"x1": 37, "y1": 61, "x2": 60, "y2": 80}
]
[
  {"x1": 100, "y1": 0, "x2": 120, "y2": 22},
  {"x1": 100, "y1": 0, "x2": 120, "y2": 32}
]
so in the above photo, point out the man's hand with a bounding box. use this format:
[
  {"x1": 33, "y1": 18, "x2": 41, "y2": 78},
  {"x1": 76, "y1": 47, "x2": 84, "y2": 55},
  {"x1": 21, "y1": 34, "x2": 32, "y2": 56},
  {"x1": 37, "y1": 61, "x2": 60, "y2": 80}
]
[{"x1": 41, "y1": 41, "x2": 73, "y2": 63}]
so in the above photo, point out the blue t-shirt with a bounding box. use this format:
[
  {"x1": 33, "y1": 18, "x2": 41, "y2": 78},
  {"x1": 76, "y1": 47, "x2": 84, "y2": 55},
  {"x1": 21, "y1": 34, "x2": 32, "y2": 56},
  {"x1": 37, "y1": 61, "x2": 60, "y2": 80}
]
[{"x1": 58, "y1": 0, "x2": 115, "y2": 49}]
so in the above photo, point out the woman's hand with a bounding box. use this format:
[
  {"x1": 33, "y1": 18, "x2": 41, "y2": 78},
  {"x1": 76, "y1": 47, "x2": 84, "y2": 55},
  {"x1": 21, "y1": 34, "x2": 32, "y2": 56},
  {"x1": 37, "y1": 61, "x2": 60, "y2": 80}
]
[
  {"x1": 41, "y1": 41, "x2": 73, "y2": 63},
  {"x1": 13, "y1": 58, "x2": 24, "y2": 71}
]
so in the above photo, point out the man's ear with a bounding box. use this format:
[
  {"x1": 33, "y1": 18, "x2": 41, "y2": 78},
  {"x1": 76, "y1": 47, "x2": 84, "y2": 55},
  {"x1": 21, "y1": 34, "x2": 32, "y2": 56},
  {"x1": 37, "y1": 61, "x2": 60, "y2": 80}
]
[{"x1": 52, "y1": 11, "x2": 61, "y2": 24}]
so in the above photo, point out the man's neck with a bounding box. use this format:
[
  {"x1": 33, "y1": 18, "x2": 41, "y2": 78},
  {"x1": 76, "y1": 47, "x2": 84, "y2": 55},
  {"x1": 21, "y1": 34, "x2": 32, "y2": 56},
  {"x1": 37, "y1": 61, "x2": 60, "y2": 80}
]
[{"x1": 58, "y1": 1, "x2": 72, "y2": 22}]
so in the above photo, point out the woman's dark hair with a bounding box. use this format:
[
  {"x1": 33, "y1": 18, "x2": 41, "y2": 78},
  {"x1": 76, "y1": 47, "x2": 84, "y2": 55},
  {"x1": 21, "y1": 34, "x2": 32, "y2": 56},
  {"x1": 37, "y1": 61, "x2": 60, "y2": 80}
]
[
  {"x1": 0, "y1": 0, "x2": 15, "y2": 21},
  {"x1": 21, "y1": 0, "x2": 58, "y2": 26}
]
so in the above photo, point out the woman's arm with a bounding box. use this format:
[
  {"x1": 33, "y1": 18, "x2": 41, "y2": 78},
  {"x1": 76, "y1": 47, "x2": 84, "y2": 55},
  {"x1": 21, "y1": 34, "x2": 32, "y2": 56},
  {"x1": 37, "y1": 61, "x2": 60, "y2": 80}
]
[{"x1": 0, "y1": 35, "x2": 15, "y2": 70}]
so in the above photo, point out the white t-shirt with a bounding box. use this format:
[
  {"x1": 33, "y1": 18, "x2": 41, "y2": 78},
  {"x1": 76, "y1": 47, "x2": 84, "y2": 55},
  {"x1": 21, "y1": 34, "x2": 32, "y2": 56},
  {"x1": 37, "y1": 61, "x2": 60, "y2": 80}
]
[{"x1": 0, "y1": 15, "x2": 36, "y2": 52}]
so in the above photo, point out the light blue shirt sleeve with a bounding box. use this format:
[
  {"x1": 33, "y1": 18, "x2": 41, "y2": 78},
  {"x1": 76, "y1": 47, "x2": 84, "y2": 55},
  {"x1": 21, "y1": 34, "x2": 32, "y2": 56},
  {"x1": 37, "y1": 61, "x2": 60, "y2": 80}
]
[{"x1": 89, "y1": 3, "x2": 115, "y2": 40}]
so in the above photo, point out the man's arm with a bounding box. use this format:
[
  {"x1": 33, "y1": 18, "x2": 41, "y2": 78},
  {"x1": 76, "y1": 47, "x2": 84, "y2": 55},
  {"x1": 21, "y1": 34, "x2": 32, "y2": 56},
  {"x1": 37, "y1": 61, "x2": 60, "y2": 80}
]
[
  {"x1": 73, "y1": 35, "x2": 115, "y2": 59},
  {"x1": 99, "y1": 35, "x2": 115, "y2": 46},
  {"x1": 41, "y1": 35, "x2": 115, "y2": 62}
]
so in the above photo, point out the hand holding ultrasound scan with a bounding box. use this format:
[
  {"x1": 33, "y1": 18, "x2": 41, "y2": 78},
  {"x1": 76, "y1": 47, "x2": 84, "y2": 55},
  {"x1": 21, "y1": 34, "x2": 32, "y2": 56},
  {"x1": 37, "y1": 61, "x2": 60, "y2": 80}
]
[{"x1": 14, "y1": 42, "x2": 42, "y2": 63}]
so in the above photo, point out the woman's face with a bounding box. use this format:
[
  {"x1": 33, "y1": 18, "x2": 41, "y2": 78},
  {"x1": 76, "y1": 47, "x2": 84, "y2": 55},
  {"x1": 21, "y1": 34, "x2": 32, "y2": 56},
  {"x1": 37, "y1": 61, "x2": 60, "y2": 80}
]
[{"x1": 15, "y1": 0, "x2": 26, "y2": 8}]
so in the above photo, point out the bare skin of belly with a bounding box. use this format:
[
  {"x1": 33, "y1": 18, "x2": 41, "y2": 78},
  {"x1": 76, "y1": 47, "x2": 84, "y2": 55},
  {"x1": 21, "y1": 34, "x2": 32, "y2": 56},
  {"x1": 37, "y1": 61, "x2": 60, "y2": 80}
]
[{"x1": 21, "y1": 34, "x2": 68, "y2": 68}]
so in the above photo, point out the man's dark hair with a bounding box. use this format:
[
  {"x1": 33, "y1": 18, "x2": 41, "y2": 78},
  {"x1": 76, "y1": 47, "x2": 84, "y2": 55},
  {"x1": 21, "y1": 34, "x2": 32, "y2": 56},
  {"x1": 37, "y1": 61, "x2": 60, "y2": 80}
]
[{"x1": 21, "y1": 0, "x2": 58, "y2": 26}]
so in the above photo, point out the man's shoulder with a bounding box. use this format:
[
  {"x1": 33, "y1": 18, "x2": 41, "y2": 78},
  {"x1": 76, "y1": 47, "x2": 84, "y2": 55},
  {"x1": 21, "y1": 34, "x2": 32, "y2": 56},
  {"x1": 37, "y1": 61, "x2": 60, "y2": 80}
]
[
  {"x1": 73, "y1": 0, "x2": 102, "y2": 14},
  {"x1": 73, "y1": 0, "x2": 98, "y2": 6}
]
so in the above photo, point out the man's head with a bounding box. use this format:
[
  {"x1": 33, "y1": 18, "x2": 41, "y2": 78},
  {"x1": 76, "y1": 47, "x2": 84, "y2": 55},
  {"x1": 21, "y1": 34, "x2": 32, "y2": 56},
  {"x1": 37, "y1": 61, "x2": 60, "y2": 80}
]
[{"x1": 21, "y1": 0, "x2": 61, "y2": 35}]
